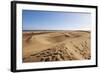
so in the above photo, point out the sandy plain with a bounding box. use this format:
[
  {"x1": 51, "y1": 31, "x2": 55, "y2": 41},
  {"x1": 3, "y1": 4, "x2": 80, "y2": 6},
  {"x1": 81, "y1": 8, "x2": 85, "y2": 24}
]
[{"x1": 22, "y1": 31, "x2": 91, "y2": 63}]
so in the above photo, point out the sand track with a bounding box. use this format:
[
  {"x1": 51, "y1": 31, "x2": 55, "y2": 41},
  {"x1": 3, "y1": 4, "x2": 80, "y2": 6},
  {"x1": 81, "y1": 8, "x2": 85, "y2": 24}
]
[{"x1": 22, "y1": 31, "x2": 91, "y2": 63}]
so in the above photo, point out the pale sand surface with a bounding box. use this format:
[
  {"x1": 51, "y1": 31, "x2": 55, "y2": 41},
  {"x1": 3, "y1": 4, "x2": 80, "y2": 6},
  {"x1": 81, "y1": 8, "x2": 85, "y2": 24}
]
[{"x1": 22, "y1": 31, "x2": 91, "y2": 63}]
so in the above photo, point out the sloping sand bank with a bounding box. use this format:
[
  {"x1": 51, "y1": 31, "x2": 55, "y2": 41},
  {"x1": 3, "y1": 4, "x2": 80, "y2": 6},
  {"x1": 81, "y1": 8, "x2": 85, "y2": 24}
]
[{"x1": 22, "y1": 31, "x2": 91, "y2": 63}]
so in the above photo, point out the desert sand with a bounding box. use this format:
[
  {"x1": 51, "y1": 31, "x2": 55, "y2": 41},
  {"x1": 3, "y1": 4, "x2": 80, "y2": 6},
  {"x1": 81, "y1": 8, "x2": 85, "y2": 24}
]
[{"x1": 22, "y1": 31, "x2": 91, "y2": 63}]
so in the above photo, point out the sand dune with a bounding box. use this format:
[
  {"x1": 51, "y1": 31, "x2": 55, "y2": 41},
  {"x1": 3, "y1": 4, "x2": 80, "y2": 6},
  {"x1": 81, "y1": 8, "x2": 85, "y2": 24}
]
[{"x1": 22, "y1": 31, "x2": 91, "y2": 63}]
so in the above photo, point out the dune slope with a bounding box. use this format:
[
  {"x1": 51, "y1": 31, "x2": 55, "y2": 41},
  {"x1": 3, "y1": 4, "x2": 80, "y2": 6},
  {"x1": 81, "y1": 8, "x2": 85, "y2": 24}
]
[{"x1": 22, "y1": 31, "x2": 91, "y2": 63}]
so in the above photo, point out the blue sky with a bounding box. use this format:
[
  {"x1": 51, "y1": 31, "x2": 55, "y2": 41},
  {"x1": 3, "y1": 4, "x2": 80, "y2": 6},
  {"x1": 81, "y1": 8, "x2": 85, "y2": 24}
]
[{"x1": 22, "y1": 10, "x2": 91, "y2": 30}]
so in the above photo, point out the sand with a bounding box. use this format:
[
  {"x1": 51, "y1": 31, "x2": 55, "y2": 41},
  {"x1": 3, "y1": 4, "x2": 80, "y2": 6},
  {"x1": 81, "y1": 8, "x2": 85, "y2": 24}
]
[{"x1": 22, "y1": 31, "x2": 91, "y2": 63}]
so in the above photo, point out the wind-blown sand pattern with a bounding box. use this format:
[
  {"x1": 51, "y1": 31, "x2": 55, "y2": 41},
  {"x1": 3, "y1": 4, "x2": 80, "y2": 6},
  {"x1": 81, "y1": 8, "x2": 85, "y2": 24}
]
[{"x1": 22, "y1": 31, "x2": 91, "y2": 63}]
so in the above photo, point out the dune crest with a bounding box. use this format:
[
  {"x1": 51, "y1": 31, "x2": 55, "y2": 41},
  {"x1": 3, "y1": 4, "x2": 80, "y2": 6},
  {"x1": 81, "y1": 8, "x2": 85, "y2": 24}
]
[{"x1": 22, "y1": 31, "x2": 91, "y2": 63}]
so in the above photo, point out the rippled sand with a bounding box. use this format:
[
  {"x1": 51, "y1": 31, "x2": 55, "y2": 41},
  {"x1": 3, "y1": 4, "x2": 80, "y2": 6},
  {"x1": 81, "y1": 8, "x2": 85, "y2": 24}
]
[{"x1": 22, "y1": 31, "x2": 91, "y2": 63}]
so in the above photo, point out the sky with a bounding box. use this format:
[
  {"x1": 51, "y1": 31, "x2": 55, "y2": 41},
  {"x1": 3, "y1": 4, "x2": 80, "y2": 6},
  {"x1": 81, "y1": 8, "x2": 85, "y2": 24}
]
[{"x1": 22, "y1": 10, "x2": 91, "y2": 30}]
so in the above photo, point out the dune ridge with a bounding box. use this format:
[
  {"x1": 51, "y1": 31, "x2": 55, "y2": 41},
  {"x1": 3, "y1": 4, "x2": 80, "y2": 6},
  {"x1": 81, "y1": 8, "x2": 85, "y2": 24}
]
[{"x1": 22, "y1": 31, "x2": 91, "y2": 63}]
